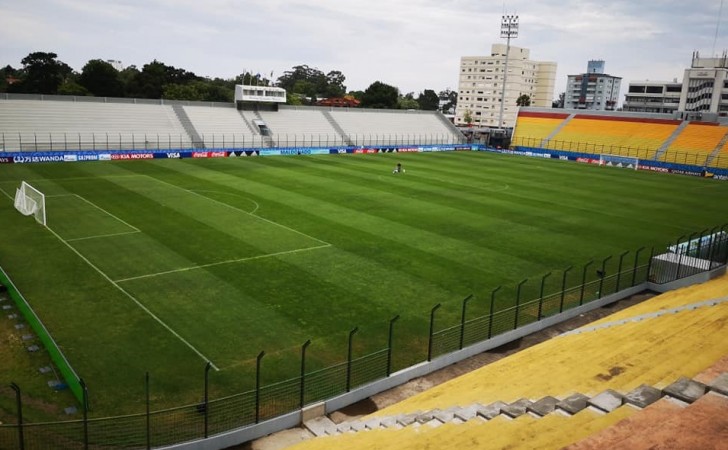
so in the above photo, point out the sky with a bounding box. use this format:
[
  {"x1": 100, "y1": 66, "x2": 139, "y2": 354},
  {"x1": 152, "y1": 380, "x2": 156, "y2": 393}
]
[{"x1": 1, "y1": 0, "x2": 726, "y2": 102}]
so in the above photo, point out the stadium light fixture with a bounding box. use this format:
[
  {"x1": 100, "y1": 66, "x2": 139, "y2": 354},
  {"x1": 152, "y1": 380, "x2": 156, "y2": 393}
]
[{"x1": 497, "y1": 14, "x2": 519, "y2": 131}]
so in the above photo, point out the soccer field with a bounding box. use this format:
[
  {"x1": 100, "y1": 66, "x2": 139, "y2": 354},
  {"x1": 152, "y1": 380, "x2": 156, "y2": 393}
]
[{"x1": 1, "y1": 151, "x2": 726, "y2": 414}]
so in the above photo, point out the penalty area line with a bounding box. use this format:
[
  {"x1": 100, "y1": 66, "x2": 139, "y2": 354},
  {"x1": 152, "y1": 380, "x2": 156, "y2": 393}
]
[
  {"x1": 114, "y1": 243, "x2": 332, "y2": 283},
  {"x1": 46, "y1": 226, "x2": 220, "y2": 371}
]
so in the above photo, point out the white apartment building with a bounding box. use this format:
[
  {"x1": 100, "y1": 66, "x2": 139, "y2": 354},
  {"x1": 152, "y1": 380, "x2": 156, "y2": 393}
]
[
  {"x1": 455, "y1": 44, "x2": 556, "y2": 128},
  {"x1": 678, "y1": 51, "x2": 728, "y2": 114},
  {"x1": 564, "y1": 60, "x2": 621, "y2": 110},
  {"x1": 623, "y1": 80, "x2": 682, "y2": 114}
]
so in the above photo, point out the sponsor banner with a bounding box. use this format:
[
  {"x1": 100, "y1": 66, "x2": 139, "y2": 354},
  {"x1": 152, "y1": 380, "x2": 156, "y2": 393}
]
[
  {"x1": 309, "y1": 148, "x2": 329, "y2": 155},
  {"x1": 111, "y1": 153, "x2": 154, "y2": 160},
  {"x1": 14, "y1": 154, "x2": 65, "y2": 163},
  {"x1": 0, "y1": 156, "x2": 14, "y2": 164},
  {"x1": 330, "y1": 148, "x2": 349, "y2": 154},
  {"x1": 396, "y1": 147, "x2": 419, "y2": 152},
  {"x1": 77, "y1": 154, "x2": 99, "y2": 161},
  {"x1": 260, "y1": 149, "x2": 282, "y2": 156},
  {"x1": 154, "y1": 152, "x2": 184, "y2": 159},
  {"x1": 576, "y1": 157, "x2": 600, "y2": 165},
  {"x1": 63, "y1": 154, "x2": 78, "y2": 162},
  {"x1": 99, "y1": 153, "x2": 112, "y2": 161},
  {"x1": 228, "y1": 150, "x2": 260, "y2": 157},
  {"x1": 354, "y1": 148, "x2": 379, "y2": 154}
]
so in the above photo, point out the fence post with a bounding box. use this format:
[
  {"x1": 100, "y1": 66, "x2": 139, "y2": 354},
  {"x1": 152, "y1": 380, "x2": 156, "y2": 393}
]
[
  {"x1": 255, "y1": 351, "x2": 265, "y2": 423},
  {"x1": 459, "y1": 294, "x2": 474, "y2": 349},
  {"x1": 697, "y1": 229, "x2": 709, "y2": 258},
  {"x1": 538, "y1": 272, "x2": 552, "y2": 320},
  {"x1": 204, "y1": 362, "x2": 211, "y2": 438},
  {"x1": 427, "y1": 304, "x2": 441, "y2": 361},
  {"x1": 80, "y1": 378, "x2": 89, "y2": 450},
  {"x1": 514, "y1": 279, "x2": 527, "y2": 328},
  {"x1": 560, "y1": 266, "x2": 572, "y2": 313},
  {"x1": 632, "y1": 247, "x2": 645, "y2": 286},
  {"x1": 346, "y1": 327, "x2": 359, "y2": 392},
  {"x1": 580, "y1": 260, "x2": 594, "y2": 305},
  {"x1": 10, "y1": 383, "x2": 24, "y2": 450},
  {"x1": 145, "y1": 373, "x2": 151, "y2": 450},
  {"x1": 616, "y1": 251, "x2": 629, "y2": 292},
  {"x1": 488, "y1": 286, "x2": 501, "y2": 339},
  {"x1": 300, "y1": 340, "x2": 311, "y2": 408},
  {"x1": 598, "y1": 256, "x2": 612, "y2": 299},
  {"x1": 387, "y1": 315, "x2": 399, "y2": 376}
]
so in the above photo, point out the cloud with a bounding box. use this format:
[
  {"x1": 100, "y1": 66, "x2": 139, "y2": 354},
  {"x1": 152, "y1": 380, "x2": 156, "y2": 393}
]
[{"x1": 1, "y1": 0, "x2": 726, "y2": 102}]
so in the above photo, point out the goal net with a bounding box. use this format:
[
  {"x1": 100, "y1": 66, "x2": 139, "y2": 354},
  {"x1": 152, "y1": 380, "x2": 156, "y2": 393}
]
[
  {"x1": 599, "y1": 154, "x2": 639, "y2": 170},
  {"x1": 14, "y1": 181, "x2": 47, "y2": 226}
]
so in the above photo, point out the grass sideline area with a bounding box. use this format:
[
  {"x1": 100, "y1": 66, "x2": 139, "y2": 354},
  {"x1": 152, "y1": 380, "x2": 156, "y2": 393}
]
[{"x1": 1, "y1": 151, "x2": 727, "y2": 417}]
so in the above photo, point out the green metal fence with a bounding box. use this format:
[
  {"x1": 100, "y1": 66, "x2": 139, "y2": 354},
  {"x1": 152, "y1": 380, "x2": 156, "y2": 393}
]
[{"x1": 2, "y1": 229, "x2": 727, "y2": 449}]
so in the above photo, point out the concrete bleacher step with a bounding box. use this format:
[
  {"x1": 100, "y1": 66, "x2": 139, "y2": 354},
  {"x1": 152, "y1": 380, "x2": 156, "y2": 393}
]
[{"x1": 313, "y1": 372, "x2": 726, "y2": 437}]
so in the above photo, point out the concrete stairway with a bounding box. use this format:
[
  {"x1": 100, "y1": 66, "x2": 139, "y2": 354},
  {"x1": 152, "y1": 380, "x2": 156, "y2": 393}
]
[
  {"x1": 303, "y1": 373, "x2": 728, "y2": 437},
  {"x1": 171, "y1": 104, "x2": 205, "y2": 149},
  {"x1": 322, "y1": 110, "x2": 354, "y2": 146},
  {"x1": 540, "y1": 113, "x2": 575, "y2": 147},
  {"x1": 705, "y1": 128, "x2": 728, "y2": 166},
  {"x1": 652, "y1": 120, "x2": 690, "y2": 160},
  {"x1": 251, "y1": 110, "x2": 275, "y2": 147}
]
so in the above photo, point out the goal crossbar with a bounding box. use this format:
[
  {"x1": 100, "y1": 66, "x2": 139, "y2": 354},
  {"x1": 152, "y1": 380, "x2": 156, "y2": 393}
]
[{"x1": 14, "y1": 181, "x2": 47, "y2": 226}]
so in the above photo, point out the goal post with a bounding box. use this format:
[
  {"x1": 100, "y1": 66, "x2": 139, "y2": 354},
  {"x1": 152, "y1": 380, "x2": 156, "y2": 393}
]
[
  {"x1": 14, "y1": 181, "x2": 47, "y2": 226},
  {"x1": 598, "y1": 154, "x2": 639, "y2": 170}
]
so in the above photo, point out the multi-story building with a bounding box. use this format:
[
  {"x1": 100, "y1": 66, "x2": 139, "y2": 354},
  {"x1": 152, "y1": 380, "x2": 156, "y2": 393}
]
[
  {"x1": 564, "y1": 60, "x2": 621, "y2": 110},
  {"x1": 678, "y1": 51, "x2": 728, "y2": 114},
  {"x1": 623, "y1": 80, "x2": 682, "y2": 114},
  {"x1": 455, "y1": 44, "x2": 556, "y2": 129}
]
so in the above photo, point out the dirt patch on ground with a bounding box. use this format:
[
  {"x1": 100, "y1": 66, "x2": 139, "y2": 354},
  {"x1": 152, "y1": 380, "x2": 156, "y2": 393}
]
[{"x1": 237, "y1": 291, "x2": 655, "y2": 450}]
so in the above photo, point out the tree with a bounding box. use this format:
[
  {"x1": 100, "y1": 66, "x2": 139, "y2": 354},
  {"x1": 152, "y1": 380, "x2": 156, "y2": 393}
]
[
  {"x1": 15, "y1": 52, "x2": 73, "y2": 94},
  {"x1": 552, "y1": 92, "x2": 565, "y2": 108},
  {"x1": 439, "y1": 89, "x2": 457, "y2": 114},
  {"x1": 277, "y1": 65, "x2": 346, "y2": 99},
  {"x1": 360, "y1": 81, "x2": 399, "y2": 109},
  {"x1": 416, "y1": 89, "x2": 439, "y2": 110},
  {"x1": 324, "y1": 70, "x2": 346, "y2": 97},
  {"x1": 516, "y1": 94, "x2": 531, "y2": 107},
  {"x1": 79, "y1": 59, "x2": 124, "y2": 97},
  {"x1": 57, "y1": 80, "x2": 89, "y2": 96},
  {"x1": 398, "y1": 92, "x2": 419, "y2": 110},
  {"x1": 131, "y1": 60, "x2": 200, "y2": 99},
  {"x1": 463, "y1": 109, "x2": 474, "y2": 126}
]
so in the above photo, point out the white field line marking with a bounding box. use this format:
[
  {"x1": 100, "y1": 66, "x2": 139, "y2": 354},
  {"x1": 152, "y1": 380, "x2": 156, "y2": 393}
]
[
  {"x1": 0, "y1": 186, "x2": 11, "y2": 200},
  {"x1": 189, "y1": 189, "x2": 260, "y2": 214},
  {"x1": 0, "y1": 187, "x2": 219, "y2": 370},
  {"x1": 70, "y1": 194, "x2": 141, "y2": 232},
  {"x1": 143, "y1": 174, "x2": 331, "y2": 246},
  {"x1": 114, "y1": 243, "x2": 331, "y2": 283},
  {"x1": 51, "y1": 227, "x2": 219, "y2": 370},
  {"x1": 65, "y1": 230, "x2": 141, "y2": 242}
]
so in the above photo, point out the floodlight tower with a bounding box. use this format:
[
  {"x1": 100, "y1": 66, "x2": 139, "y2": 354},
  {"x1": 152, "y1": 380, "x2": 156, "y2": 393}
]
[{"x1": 497, "y1": 14, "x2": 519, "y2": 130}]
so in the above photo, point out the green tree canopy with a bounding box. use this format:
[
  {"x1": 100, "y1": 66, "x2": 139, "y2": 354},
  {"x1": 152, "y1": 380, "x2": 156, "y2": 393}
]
[
  {"x1": 439, "y1": 89, "x2": 457, "y2": 114},
  {"x1": 276, "y1": 65, "x2": 346, "y2": 100},
  {"x1": 360, "y1": 81, "x2": 399, "y2": 109},
  {"x1": 13, "y1": 52, "x2": 73, "y2": 94},
  {"x1": 79, "y1": 59, "x2": 124, "y2": 97},
  {"x1": 398, "y1": 92, "x2": 419, "y2": 110},
  {"x1": 516, "y1": 94, "x2": 531, "y2": 107},
  {"x1": 416, "y1": 89, "x2": 440, "y2": 110}
]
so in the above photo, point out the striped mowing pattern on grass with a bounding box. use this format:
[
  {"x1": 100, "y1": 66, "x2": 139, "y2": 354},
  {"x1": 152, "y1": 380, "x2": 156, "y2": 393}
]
[{"x1": 0, "y1": 151, "x2": 727, "y2": 415}]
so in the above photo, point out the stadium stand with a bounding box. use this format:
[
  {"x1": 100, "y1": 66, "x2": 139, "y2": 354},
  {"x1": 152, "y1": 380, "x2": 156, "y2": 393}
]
[
  {"x1": 663, "y1": 122, "x2": 728, "y2": 165},
  {"x1": 329, "y1": 109, "x2": 460, "y2": 146},
  {"x1": 182, "y1": 104, "x2": 259, "y2": 147},
  {"x1": 290, "y1": 273, "x2": 728, "y2": 449},
  {"x1": 257, "y1": 108, "x2": 343, "y2": 147},
  {"x1": 0, "y1": 98, "x2": 190, "y2": 151},
  {"x1": 545, "y1": 115, "x2": 680, "y2": 158},
  {"x1": 511, "y1": 111, "x2": 569, "y2": 147}
]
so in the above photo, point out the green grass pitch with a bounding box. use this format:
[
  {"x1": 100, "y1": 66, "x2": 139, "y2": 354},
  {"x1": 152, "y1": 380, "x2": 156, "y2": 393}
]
[{"x1": 1, "y1": 151, "x2": 726, "y2": 415}]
